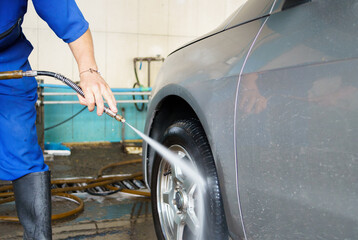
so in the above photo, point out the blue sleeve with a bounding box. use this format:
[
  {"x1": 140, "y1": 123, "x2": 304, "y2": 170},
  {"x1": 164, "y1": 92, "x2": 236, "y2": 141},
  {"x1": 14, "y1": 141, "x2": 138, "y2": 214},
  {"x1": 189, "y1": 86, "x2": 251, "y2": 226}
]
[{"x1": 32, "y1": 0, "x2": 89, "y2": 43}]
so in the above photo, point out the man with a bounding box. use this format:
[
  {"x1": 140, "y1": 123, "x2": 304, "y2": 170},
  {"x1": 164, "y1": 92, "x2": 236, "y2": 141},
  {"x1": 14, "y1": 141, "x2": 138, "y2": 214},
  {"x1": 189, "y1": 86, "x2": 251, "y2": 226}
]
[{"x1": 0, "y1": 1, "x2": 118, "y2": 239}]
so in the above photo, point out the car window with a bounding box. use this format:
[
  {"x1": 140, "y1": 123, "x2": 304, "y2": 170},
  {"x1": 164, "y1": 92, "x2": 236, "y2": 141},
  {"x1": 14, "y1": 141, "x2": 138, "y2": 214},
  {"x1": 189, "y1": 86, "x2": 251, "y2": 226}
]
[
  {"x1": 271, "y1": 0, "x2": 312, "y2": 13},
  {"x1": 225, "y1": 0, "x2": 276, "y2": 30},
  {"x1": 169, "y1": 0, "x2": 275, "y2": 56},
  {"x1": 168, "y1": 4, "x2": 245, "y2": 56}
]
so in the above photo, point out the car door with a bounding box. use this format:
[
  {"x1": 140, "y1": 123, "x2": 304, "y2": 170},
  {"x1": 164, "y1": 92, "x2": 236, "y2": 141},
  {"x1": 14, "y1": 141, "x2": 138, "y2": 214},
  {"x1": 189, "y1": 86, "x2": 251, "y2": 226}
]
[{"x1": 235, "y1": 0, "x2": 358, "y2": 239}]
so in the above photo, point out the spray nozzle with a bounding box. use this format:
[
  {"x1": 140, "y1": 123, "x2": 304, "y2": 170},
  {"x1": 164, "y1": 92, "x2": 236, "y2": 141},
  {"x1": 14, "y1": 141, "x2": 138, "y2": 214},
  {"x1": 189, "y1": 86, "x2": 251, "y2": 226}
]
[
  {"x1": 115, "y1": 115, "x2": 126, "y2": 123},
  {"x1": 103, "y1": 107, "x2": 125, "y2": 123}
]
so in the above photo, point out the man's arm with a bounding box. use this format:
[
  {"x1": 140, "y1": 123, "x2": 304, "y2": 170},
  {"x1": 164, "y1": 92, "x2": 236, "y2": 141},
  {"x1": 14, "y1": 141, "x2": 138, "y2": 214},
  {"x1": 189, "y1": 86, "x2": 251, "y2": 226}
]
[{"x1": 69, "y1": 28, "x2": 117, "y2": 116}]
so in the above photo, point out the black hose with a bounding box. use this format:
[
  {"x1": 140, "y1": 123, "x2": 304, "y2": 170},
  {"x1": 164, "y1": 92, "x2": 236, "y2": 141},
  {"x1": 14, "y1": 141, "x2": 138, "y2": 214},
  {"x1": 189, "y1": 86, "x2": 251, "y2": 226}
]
[
  {"x1": 132, "y1": 82, "x2": 145, "y2": 112},
  {"x1": 36, "y1": 71, "x2": 125, "y2": 123},
  {"x1": 44, "y1": 106, "x2": 87, "y2": 131},
  {"x1": 36, "y1": 71, "x2": 88, "y2": 131},
  {"x1": 37, "y1": 71, "x2": 86, "y2": 98},
  {"x1": 132, "y1": 62, "x2": 146, "y2": 112},
  {"x1": 133, "y1": 61, "x2": 141, "y2": 86}
]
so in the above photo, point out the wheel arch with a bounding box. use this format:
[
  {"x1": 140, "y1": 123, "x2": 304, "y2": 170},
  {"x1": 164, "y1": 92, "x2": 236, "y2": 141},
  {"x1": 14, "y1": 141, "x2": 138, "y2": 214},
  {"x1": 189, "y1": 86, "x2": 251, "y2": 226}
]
[{"x1": 143, "y1": 92, "x2": 215, "y2": 189}]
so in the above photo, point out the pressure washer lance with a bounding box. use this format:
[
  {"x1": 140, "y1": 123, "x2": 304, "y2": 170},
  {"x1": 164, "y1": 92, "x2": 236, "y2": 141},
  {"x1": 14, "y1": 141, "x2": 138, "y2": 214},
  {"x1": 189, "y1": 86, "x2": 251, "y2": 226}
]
[{"x1": 0, "y1": 70, "x2": 125, "y2": 123}]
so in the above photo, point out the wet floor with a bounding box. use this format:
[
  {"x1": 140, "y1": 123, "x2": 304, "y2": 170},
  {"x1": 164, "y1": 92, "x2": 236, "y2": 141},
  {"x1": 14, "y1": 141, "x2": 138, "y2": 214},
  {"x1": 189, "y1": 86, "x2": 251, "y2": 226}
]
[{"x1": 0, "y1": 142, "x2": 157, "y2": 240}]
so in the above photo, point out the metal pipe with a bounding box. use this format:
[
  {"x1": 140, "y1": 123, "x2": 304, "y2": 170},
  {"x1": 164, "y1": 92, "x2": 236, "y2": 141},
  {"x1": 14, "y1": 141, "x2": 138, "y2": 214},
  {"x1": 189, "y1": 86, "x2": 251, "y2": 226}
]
[
  {"x1": 148, "y1": 60, "x2": 151, "y2": 87},
  {"x1": 133, "y1": 57, "x2": 165, "y2": 62},
  {"x1": 42, "y1": 100, "x2": 149, "y2": 105},
  {"x1": 133, "y1": 56, "x2": 164, "y2": 87},
  {"x1": 121, "y1": 108, "x2": 126, "y2": 151},
  {"x1": 42, "y1": 92, "x2": 151, "y2": 96},
  {"x1": 0, "y1": 70, "x2": 23, "y2": 79},
  {"x1": 39, "y1": 83, "x2": 152, "y2": 92}
]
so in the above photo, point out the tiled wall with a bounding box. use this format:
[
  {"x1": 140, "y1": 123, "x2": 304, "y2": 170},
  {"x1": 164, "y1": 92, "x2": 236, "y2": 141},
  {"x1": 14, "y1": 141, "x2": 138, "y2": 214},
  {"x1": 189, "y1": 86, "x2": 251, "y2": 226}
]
[{"x1": 22, "y1": 0, "x2": 246, "y2": 88}]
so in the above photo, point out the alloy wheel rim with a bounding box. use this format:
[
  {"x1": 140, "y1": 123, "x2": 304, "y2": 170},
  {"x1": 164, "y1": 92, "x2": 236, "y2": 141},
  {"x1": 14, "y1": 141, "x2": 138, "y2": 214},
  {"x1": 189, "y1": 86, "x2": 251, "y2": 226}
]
[{"x1": 157, "y1": 145, "x2": 201, "y2": 240}]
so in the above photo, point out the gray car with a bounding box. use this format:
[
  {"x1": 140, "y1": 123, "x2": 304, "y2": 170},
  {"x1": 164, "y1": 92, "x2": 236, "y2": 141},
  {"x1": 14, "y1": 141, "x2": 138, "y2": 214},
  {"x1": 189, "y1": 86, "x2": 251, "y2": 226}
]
[{"x1": 142, "y1": 0, "x2": 358, "y2": 239}]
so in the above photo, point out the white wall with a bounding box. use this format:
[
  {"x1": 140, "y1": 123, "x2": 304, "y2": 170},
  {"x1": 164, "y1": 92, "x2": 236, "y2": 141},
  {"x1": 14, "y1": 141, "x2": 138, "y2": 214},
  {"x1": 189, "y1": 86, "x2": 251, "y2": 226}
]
[{"x1": 23, "y1": 0, "x2": 246, "y2": 88}]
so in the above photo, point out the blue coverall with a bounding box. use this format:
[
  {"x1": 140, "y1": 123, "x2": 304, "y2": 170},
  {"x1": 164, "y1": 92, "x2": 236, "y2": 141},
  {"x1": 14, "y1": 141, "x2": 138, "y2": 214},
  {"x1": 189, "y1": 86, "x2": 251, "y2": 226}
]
[{"x1": 0, "y1": 0, "x2": 88, "y2": 180}]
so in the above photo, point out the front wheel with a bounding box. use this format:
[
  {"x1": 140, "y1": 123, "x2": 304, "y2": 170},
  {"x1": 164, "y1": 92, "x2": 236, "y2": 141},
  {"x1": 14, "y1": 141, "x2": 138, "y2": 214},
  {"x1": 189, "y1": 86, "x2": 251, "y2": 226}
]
[{"x1": 151, "y1": 119, "x2": 228, "y2": 240}]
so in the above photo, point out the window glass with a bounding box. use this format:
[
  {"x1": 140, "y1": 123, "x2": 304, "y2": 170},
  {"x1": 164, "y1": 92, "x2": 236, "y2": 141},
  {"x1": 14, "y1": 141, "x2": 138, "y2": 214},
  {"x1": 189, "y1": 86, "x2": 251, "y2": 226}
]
[{"x1": 225, "y1": 0, "x2": 275, "y2": 29}]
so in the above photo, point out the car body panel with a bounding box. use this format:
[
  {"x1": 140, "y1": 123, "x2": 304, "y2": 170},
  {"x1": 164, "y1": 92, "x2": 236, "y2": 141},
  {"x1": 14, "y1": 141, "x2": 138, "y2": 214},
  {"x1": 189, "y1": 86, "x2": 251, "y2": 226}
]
[
  {"x1": 144, "y1": 0, "x2": 358, "y2": 239},
  {"x1": 235, "y1": 0, "x2": 358, "y2": 239},
  {"x1": 144, "y1": 18, "x2": 269, "y2": 239}
]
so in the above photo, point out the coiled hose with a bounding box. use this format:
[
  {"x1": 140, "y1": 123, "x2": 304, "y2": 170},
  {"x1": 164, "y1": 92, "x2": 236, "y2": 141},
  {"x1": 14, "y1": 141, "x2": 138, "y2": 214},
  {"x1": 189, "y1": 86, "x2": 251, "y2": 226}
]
[
  {"x1": 0, "y1": 159, "x2": 149, "y2": 222},
  {"x1": 133, "y1": 62, "x2": 145, "y2": 112}
]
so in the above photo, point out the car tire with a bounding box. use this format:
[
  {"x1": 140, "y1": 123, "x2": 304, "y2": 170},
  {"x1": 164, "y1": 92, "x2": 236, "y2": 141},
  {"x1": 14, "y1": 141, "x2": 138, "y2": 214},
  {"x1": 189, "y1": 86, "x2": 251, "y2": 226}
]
[{"x1": 151, "y1": 119, "x2": 228, "y2": 240}]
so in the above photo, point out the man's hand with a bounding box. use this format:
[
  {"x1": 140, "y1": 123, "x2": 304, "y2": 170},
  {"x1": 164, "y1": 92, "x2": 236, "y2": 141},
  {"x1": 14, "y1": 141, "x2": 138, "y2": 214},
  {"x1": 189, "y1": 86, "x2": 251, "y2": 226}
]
[
  {"x1": 78, "y1": 70, "x2": 117, "y2": 116},
  {"x1": 69, "y1": 28, "x2": 117, "y2": 116}
]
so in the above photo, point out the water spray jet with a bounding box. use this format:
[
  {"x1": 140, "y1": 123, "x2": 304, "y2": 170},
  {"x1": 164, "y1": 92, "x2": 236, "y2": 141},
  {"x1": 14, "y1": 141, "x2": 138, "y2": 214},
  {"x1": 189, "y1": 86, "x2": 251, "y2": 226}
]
[{"x1": 124, "y1": 123, "x2": 207, "y2": 239}]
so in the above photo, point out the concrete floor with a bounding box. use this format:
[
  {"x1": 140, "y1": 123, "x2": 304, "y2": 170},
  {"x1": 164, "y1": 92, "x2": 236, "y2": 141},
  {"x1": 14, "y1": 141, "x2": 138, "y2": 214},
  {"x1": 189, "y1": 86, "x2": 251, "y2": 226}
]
[{"x1": 0, "y1": 142, "x2": 157, "y2": 240}]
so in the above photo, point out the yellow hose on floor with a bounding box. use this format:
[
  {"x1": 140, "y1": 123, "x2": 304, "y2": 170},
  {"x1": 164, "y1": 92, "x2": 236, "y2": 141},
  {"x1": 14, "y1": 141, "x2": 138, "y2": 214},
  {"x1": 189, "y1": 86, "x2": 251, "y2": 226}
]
[{"x1": 0, "y1": 159, "x2": 150, "y2": 222}]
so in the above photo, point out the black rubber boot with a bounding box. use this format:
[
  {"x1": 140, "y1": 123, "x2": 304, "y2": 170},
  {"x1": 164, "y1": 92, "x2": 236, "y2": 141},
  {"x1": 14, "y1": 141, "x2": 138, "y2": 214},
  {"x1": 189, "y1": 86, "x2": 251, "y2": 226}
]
[{"x1": 13, "y1": 171, "x2": 52, "y2": 240}]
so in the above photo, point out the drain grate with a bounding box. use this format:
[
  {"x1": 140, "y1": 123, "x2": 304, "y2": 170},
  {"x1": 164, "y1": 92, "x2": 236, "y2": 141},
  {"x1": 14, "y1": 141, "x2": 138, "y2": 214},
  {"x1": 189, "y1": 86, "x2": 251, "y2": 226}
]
[{"x1": 50, "y1": 174, "x2": 148, "y2": 196}]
